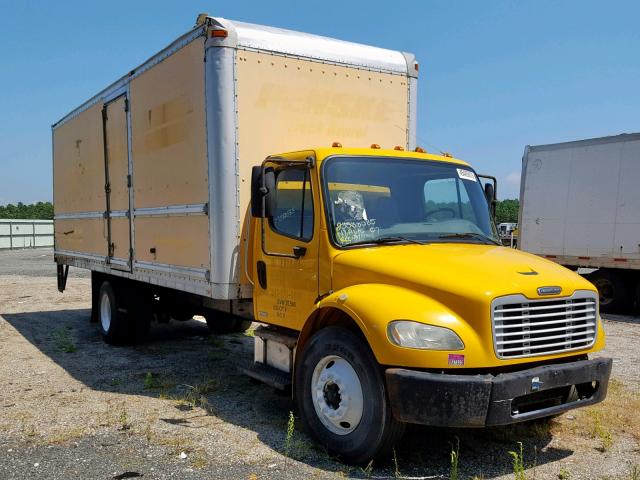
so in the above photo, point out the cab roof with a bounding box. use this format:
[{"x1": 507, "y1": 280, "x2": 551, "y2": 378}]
[{"x1": 270, "y1": 147, "x2": 471, "y2": 167}]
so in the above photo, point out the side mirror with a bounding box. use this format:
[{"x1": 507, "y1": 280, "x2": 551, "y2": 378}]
[
  {"x1": 477, "y1": 174, "x2": 497, "y2": 219},
  {"x1": 251, "y1": 165, "x2": 276, "y2": 218},
  {"x1": 484, "y1": 183, "x2": 496, "y2": 218}
]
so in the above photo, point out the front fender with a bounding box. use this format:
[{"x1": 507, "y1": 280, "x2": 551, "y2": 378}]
[{"x1": 316, "y1": 284, "x2": 482, "y2": 369}]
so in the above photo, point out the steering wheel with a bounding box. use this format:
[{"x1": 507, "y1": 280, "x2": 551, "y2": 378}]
[{"x1": 425, "y1": 208, "x2": 456, "y2": 221}]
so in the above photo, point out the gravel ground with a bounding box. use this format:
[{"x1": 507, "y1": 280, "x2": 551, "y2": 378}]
[{"x1": 0, "y1": 248, "x2": 638, "y2": 479}]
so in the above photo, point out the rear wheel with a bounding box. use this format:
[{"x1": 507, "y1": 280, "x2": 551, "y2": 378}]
[
  {"x1": 204, "y1": 311, "x2": 252, "y2": 334},
  {"x1": 295, "y1": 326, "x2": 405, "y2": 465},
  {"x1": 584, "y1": 269, "x2": 630, "y2": 313},
  {"x1": 98, "y1": 280, "x2": 130, "y2": 344}
]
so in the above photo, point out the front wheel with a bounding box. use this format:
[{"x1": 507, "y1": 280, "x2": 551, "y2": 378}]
[{"x1": 295, "y1": 326, "x2": 405, "y2": 464}]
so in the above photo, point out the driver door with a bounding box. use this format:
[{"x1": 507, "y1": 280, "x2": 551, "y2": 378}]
[{"x1": 253, "y1": 164, "x2": 319, "y2": 331}]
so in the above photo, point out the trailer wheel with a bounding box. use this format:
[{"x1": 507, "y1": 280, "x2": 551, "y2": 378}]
[
  {"x1": 98, "y1": 280, "x2": 131, "y2": 344},
  {"x1": 295, "y1": 326, "x2": 405, "y2": 465},
  {"x1": 204, "y1": 312, "x2": 252, "y2": 334},
  {"x1": 584, "y1": 269, "x2": 630, "y2": 313}
]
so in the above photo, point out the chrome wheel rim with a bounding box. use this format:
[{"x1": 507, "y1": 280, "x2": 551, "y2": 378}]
[
  {"x1": 100, "y1": 292, "x2": 112, "y2": 333},
  {"x1": 310, "y1": 355, "x2": 364, "y2": 435}
]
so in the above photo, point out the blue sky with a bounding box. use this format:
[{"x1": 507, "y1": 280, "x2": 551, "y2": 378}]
[{"x1": 1, "y1": 0, "x2": 639, "y2": 203}]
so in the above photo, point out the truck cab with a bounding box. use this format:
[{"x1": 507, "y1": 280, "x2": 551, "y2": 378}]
[{"x1": 247, "y1": 146, "x2": 611, "y2": 463}]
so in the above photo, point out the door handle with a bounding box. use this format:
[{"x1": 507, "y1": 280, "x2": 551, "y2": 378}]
[
  {"x1": 292, "y1": 246, "x2": 307, "y2": 258},
  {"x1": 257, "y1": 261, "x2": 267, "y2": 289}
]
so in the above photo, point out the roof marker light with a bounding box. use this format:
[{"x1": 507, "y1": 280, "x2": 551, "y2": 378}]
[
  {"x1": 211, "y1": 29, "x2": 228, "y2": 38},
  {"x1": 393, "y1": 146, "x2": 404, "y2": 151},
  {"x1": 414, "y1": 146, "x2": 426, "y2": 153},
  {"x1": 332, "y1": 142, "x2": 342, "y2": 148},
  {"x1": 442, "y1": 152, "x2": 453, "y2": 158},
  {"x1": 370, "y1": 144, "x2": 381, "y2": 149}
]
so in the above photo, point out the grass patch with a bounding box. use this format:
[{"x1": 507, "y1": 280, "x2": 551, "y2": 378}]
[
  {"x1": 159, "y1": 380, "x2": 220, "y2": 411},
  {"x1": 561, "y1": 379, "x2": 640, "y2": 443},
  {"x1": 450, "y1": 437, "x2": 460, "y2": 480},
  {"x1": 53, "y1": 327, "x2": 76, "y2": 353},
  {"x1": 284, "y1": 411, "x2": 295, "y2": 457},
  {"x1": 207, "y1": 350, "x2": 226, "y2": 362},
  {"x1": 558, "y1": 467, "x2": 571, "y2": 480},
  {"x1": 509, "y1": 442, "x2": 526, "y2": 480}
]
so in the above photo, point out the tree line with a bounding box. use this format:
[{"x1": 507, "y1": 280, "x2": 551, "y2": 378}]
[
  {"x1": 495, "y1": 199, "x2": 519, "y2": 224},
  {"x1": 0, "y1": 202, "x2": 54, "y2": 220},
  {"x1": 0, "y1": 198, "x2": 520, "y2": 223}
]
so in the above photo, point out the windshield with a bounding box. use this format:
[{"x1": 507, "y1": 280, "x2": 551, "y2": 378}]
[{"x1": 322, "y1": 156, "x2": 499, "y2": 247}]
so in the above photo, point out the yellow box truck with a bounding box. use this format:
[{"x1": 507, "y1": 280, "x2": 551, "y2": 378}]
[{"x1": 53, "y1": 15, "x2": 611, "y2": 464}]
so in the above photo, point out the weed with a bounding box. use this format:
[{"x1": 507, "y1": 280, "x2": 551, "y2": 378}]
[
  {"x1": 393, "y1": 448, "x2": 400, "y2": 479},
  {"x1": 508, "y1": 442, "x2": 526, "y2": 480},
  {"x1": 54, "y1": 328, "x2": 76, "y2": 353},
  {"x1": 177, "y1": 380, "x2": 219, "y2": 411},
  {"x1": 590, "y1": 411, "x2": 614, "y2": 451},
  {"x1": 360, "y1": 460, "x2": 374, "y2": 478},
  {"x1": 450, "y1": 437, "x2": 460, "y2": 480},
  {"x1": 629, "y1": 464, "x2": 640, "y2": 480},
  {"x1": 558, "y1": 468, "x2": 570, "y2": 480},
  {"x1": 109, "y1": 378, "x2": 120, "y2": 387},
  {"x1": 284, "y1": 411, "x2": 295, "y2": 457},
  {"x1": 144, "y1": 372, "x2": 157, "y2": 389},
  {"x1": 118, "y1": 409, "x2": 131, "y2": 431}
]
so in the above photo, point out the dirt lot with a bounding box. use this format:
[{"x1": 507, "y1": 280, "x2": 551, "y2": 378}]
[{"x1": 0, "y1": 248, "x2": 638, "y2": 480}]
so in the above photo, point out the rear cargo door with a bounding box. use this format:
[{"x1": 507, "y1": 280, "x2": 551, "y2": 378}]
[{"x1": 102, "y1": 95, "x2": 132, "y2": 270}]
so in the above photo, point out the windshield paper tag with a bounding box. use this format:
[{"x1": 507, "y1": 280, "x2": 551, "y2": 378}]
[
  {"x1": 457, "y1": 168, "x2": 477, "y2": 182},
  {"x1": 448, "y1": 354, "x2": 465, "y2": 366}
]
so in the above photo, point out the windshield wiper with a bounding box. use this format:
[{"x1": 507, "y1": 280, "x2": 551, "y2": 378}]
[
  {"x1": 437, "y1": 232, "x2": 500, "y2": 245},
  {"x1": 345, "y1": 236, "x2": 427, "y2": 247}
]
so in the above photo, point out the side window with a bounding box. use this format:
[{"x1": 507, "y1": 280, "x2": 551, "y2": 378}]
[
  {"x1": 423, "y1": 177, "x2": 476, "y2": 222},
  {"x1": 270, "y1": 168, "x2": 314, "y2": 241}
]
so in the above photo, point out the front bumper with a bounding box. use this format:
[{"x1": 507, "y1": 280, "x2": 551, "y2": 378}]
[{"x1": 385, "y1": 358, "x2": 612, "y2": 427}]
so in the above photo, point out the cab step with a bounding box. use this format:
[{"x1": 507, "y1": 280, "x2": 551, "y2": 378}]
[
  {"x1": 241, "y1": 325, "x2": 298, "y2": 391},
  {"x1": 242, "y1": 362, "x2": 291, "y2": 391}
]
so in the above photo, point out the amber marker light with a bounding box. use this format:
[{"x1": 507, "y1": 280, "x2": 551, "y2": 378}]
[
  {"x1": 370, "y1": 144, "x2": 381, "y2": 149},
  {"x1": 211, "y1": 29, "x2": 228, "y2": 38},
  {"x1": 332, "y1": 142, "x2": 342, "y2": 148},
  {"x1": 414, "y1": 146, "x2": 426, "y2": 153},
  {"x1": 393, "y1": 146, "x2": 404, "y2": 151}
]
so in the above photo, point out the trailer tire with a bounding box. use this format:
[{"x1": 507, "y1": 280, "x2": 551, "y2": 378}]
[
  {"x1": 97, "y1": 280, "x2": 131, "y2": 344},
  {"x1": 295, "y1": 326, "x2": 405, "y2": 465},
  {"x1": 584, "y1": 269, "x2": 630, "y2": 313}
]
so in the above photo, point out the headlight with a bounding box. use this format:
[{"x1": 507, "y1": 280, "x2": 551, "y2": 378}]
[{"x1": 387, "y1": 320, "x2": 464, "y2": 350}]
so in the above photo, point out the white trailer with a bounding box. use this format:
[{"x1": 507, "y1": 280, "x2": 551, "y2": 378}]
[
  {"x1": 0, "y1": 219, "x2": 54, "y2": 249},
  {"x1": 519, "y1": 133, "x2": 640, "y2": 311}
]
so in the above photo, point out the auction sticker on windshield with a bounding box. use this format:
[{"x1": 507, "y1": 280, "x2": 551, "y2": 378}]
[{"x1": 457, "y1": 168, "x2": 477, "y2": 182}]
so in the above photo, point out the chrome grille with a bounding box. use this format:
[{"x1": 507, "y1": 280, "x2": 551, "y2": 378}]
[{"x1": 492, "y1": 291, "x2": 598, "y2": 359}]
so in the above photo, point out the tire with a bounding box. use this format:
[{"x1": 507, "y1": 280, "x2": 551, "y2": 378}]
[
  {"x1": 295, "y1": 326, "x2": 405, "y2": 465},
  {"x1": 129, "y1": 287, "x2": 152, "y2": 342},
  {"x1": 172, "y1": 312, "x2": 194, "y2": 322},
  {"x1": 204, "y1": 311, "x2": 252, "y2": 334},
  {"x1": 97, "y1": 280, "x2": 131, "y2": 345},
  {"x1": 584, "y1": 269, "x2": 630, "y2": 313}
]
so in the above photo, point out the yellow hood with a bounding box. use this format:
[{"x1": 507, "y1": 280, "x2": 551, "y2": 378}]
[{"x1": 331, "y1": 243, "x2": 595, "y2": 312}]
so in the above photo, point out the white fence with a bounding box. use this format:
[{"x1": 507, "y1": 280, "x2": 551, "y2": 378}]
[{"x1": 0, "y1": 219, "x2": 54, "y2": 249}]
